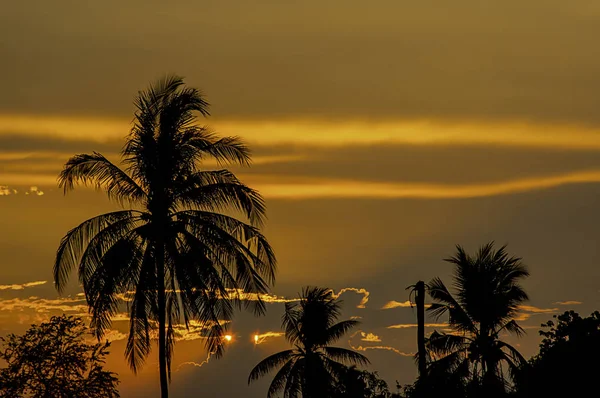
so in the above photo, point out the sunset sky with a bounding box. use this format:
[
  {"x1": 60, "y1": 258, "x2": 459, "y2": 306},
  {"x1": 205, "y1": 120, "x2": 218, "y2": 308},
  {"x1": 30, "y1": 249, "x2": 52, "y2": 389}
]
[{"x1": 2, "y1": 1, "x2": 600, "y2": 396}]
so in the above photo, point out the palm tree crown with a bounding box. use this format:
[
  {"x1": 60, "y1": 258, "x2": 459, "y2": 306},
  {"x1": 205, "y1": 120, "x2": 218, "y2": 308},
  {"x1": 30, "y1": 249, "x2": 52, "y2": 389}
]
[
  {"x1": 53, "y1": 76, "x2": 276, "y2": 397},
  {"x1": 248, "y1": 287, "x2": 369, "y2": 398},
  {"x1": 426, "y1": 242, "x2": 529, "y2": 395}
]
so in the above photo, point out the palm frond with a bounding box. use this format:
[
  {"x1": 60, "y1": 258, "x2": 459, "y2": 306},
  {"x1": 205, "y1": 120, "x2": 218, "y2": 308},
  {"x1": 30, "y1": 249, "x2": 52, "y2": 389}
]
[
  {"x1": 58, "y1": 152, "x2": 146, "y2": 204},
  {"x1": 54, "y1": 211, "x2": 141, "y2": 292},
  {"x1": 283, "y1": 358, "x2": 304, "y2": 398},
  {"x1": 496, "y1": 319, "x2": 525, "y2": 338},
  {"x1": 426, "y1": 331, "x2": 469, "y2": 357},
  {"x1": 248, "y1": 350, "x2": 296, "y2": 383},
  {"x1": 86, "y1": 230, "x2": 147, "y2": 338},
  {"x1": 322, "y1": 347, "x2": 369, "y2": 366},
  {"x1": 323, "y1": 320, "x2": 361, "y2": 345},
  {"x1": 175, "y1": 175, "x2": 267, "y2": 228},
  {"x1": 183, "y1": 128, "x2": 250, "y2": 166},
  {"x1": 266, "y1": 358, "x2": 296, "y2": 398},
  {"x1": 124, "y1": 245, "x2": 157, "y2": 372},
  {"x1": 427, "y1": 277, "x2": 476, "y2": 334}
]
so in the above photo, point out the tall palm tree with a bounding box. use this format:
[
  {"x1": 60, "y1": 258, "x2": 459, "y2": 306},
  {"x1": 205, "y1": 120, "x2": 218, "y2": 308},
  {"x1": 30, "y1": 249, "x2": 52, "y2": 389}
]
[
  {"x1": 53, "y1": 76, "x2": 276, "y2": 398},
  {"x1": 248, "y1": 287, "x2": 369, "y2": 398},
  {"x1": 426, "y1": 242, "x2": 529, "y2": 396}
]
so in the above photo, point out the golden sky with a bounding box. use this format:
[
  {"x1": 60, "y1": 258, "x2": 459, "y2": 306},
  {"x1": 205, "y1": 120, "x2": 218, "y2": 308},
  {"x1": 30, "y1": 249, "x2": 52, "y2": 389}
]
[{"x1": 1, "y1": 1, "x2": 600, "y2": 396}]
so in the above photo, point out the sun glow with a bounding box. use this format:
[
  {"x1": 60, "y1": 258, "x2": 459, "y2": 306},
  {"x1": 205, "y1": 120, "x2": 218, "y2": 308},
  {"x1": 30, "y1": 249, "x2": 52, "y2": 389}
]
[{"x1": 224, "y1": 334, "x2": 232, "y2": 342}]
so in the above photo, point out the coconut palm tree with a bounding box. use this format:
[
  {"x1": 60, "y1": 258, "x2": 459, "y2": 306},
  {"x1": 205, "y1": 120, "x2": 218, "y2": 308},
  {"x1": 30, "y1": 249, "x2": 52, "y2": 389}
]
[
  {"x1": 406, "y1": 281, "x2": 427, "y2": 379},
  {"x1": 426, "y1": 242, "x2": 528, "y2": 397},
  {"x1": 53, "y1": 76, "x2": 276, "y2": 398},
  {"x1": 248, "y1": 287, "x2": 369, "y2": 398}
]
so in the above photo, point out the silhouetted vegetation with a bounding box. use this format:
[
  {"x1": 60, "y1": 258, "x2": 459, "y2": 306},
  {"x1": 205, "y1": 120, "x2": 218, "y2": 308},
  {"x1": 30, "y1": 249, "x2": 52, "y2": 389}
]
[
  {"x1": 514, "y1": 310, "x2": 600, "y2": 398},
  {"x1": 249, "y1": 287, "x2": 369, "y2": 398},
  {"x1": 331, "y1": 366, "x2": 395, "y2": 397},
  {"x1": 0, "y1": 315, "x2": 119, "y2": 397},
  {"x1": 53, "y1": 76, "x2": 276, "y2": 398}
]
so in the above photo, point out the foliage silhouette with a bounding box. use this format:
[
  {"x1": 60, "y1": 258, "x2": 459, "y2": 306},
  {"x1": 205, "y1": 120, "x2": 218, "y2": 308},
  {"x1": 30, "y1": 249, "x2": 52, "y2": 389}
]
[
  {"x1": 332, "y1": 366, "x2": 392, "y2": 398},
  {"x1": 514, "y1": 310, "x2": 600, "y2": 398},
  {"x1": 425, "y1": 242, "x2": 528, "y2": 397},
  {"x1": 0, "y1": 315, "x2": 119, "y2": 397},
  {"x1": 248, "y1": 286, "x2": 369, "y2": 398},
  {"x1": 53, "y1": 75, "x2": 276, "y2": 398}
]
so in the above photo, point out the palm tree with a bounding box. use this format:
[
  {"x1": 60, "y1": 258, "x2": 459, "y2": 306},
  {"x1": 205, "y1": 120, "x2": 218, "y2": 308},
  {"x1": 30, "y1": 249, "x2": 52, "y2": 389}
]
[
  {"x1": 248, "y1": 287, "x2": 369, "y2": 398},
  {"x1": 53, "y1": 76, "x2": 276, "y2": 398},
  {"x1": 426, "y1": 242, "x2": 529, "y2": 397},
  {"x1": 406, "y1": 281, "x2": 427, "y2": 379}
]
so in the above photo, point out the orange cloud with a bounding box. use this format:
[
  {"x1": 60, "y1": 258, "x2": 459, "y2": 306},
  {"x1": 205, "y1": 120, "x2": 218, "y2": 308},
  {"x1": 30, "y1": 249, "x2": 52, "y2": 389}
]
[
  {"x1": 177, "y1": 354, "x2": 215, "y2": 371},
  {"x1": 0, "y1": 296, "x2": 87, "y2": 313},
  {"x1": 387, "y1": 323, "x2": 448, "y2": 329},
  {"x1": 514, "y1": 305, "x2": 559, "y2": 321},
  {"x1": 251, "y1": 170, "x2": 600, "y2": 200},
  {"x1": 253, "y1": 331, "x2": 285, "y2": 345},
  {"x1": 381, "y1": 300, "x2": 414, "y2": 309},
  {"x1": 360, "y1": 332, "x2": 381, "y2": 342},
  {"x1": 350, "y1": 343, "x2": 413, "y2": 357},
  {"x1": 554, "y1": 300, "x2": 583, "y2": 306},
  {"x1": 5, "y1": 115, "x2": 600, "y2": 151},
  {"x1": 0, "y1": 280, "x2": 47, "y2": 290},
  {"x1": 0, "y1": 186, "x2": 45, "y2": 196},
  {"x1": 0, "y1": 186, "x2": 17, "y2": 196},
  {"x1": 331, "y1": 288, "x2": 370, "y2": 309}
]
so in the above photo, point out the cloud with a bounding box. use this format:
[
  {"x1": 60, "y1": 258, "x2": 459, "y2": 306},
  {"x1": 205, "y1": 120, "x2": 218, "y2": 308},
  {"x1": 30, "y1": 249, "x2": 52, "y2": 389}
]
[
  {"x1": 24, "y1": 186, "x2": 44, "y2": 196},
  {"x1": 0, "y1": 280, "x2": 47, "y2": 290},
  {"x1": 176, "y1": 332, "x2": 238, "y2": 371},
  {"x1": 360, "y1": 332, "x2": 381, "y2": 343},
  {"x1": 0, "y1": 186, "x2": 17, "y2": 196},
  {"x1": 554, "y1": 300, "x2": 582, "y2": 306},
  {"x1": 350, "y1": 343, "x2": 413, "y2": 357},
  {"x1": 253, "y1": 331, "x2": 285, "y2": 345},
  {"x1": 518, "y1": 305, "x2": 558, "y2": 314},
  {"x1": 251, "y1": 170, "x2": 600, "y2": 200},
  {"x1": 0, "y1": 296, "x2": 88, "y2": 314},
  {"x1": 381, "y1": 301, "x2": 413, "y2": 309},
  {"x1": 171, "y1": 320, "x2": 232, "y2": 342},
  {"x1": 348, "y1": 331, "x2": 412, "y2": 357},
  {"x1": 177, "y1": 354, "x2": 215, "y2": 371},
  {"x1": 331, "y1": 288, "x2": 370, "y2": 309},
  {"x1": 387, "y1": 323, "x2": 448, "y2": 329},
  {"x1": 514, "y1": 305, "x2": 559, "y2": 321},
  {"x1": 0, "y1": 186, "x2": 44, "y2": 196},
  {"x1": 102, "y1": 329, "x2": 129, "y2": 343}
]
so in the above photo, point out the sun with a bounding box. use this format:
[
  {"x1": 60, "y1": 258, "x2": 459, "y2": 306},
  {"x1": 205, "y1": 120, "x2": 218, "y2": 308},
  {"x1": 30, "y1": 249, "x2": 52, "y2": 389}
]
[
  {"x1": 254, "y1": 334, "x2": 259, "y2": 344},
  {"x1": 224, "y1": 334, "x2": 232, "y2": 342}
]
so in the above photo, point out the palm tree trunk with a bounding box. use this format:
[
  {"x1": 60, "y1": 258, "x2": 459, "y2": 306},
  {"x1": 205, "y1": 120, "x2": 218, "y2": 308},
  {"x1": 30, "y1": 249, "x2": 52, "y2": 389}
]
[
  {"x1": 415, "y1": 281, "x2": 427, "y2": 378},
  {"x1": 157, "y1": 242, "x2": 169, "y2": 398}
]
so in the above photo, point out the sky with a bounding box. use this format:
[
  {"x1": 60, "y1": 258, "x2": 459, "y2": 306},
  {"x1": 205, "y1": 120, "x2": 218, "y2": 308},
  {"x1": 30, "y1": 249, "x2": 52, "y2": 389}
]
[{"x1": 1, "y1": 1, "x2": 600, "y2": 396}]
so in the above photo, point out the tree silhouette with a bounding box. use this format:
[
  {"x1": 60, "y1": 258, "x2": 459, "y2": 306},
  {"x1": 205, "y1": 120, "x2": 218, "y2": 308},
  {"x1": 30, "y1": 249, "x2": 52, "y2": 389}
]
[
  {"x1": 53, "y1": 76, "x2": 276, "y2": 398},
  {"x1": 248, "y1": 287, "x2": 369, "y2": 398},
  {"x1": 0, "y1": 315, "x2": 119, "y2": 397},
  {"x1": 332, "y1": 366, "x2": 391, "y2": 398},
  {"x1": 426, "y1": 243, "x2": 528, "y2": 397},
  {"x1": 514, "y1": 310, "x2": 600, "y2": 397}
]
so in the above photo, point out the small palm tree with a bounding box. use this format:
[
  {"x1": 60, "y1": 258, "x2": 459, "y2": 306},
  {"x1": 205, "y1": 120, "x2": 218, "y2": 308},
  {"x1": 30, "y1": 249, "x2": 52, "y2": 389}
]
[
  {"x1": 248, "y1": 287, "x2": 369, "y2": 398},
  {"x1": 53, "y1": 76, "x2": 276, "y2": 398},
  {"x1": 426, "y1": 242, "x2": 529, "y2": 396}
]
